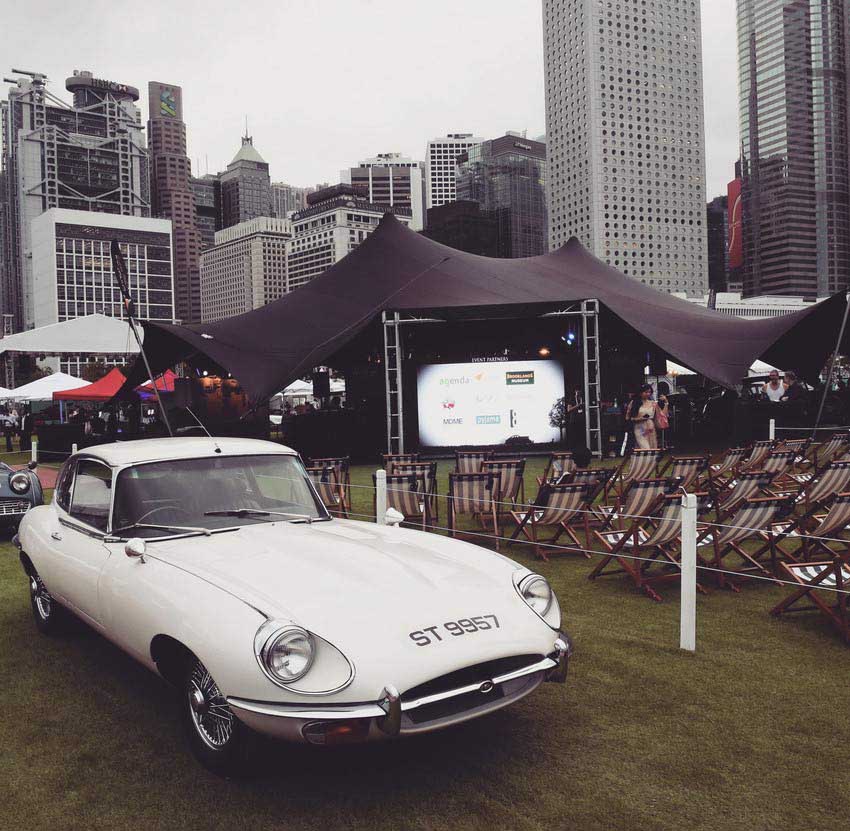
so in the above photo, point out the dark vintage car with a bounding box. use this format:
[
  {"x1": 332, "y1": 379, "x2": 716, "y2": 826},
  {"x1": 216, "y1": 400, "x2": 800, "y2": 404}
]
[{"x1": 0, "y1": 461, "x2": 43, "y2": 528}]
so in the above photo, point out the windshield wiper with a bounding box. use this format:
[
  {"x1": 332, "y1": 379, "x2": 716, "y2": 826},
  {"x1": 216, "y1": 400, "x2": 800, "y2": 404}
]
[
  {"x1": 111, "y1": 522, "x2": 214, "y2": 537},
  {"x1": 203, "y1": 508, "x2": 323, "y2": 523}
]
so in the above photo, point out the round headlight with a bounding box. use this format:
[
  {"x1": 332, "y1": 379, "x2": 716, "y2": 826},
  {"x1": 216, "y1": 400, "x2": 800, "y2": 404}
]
[
  {"x1": 255, "y1": 623, "x2": 315, "y2": 685},
  {"x1": 9, "y1": 472, "x2": 30, "y2": 495},
  {"x1": 517, "y1": 573, "x2": 561, "y2": 629}
]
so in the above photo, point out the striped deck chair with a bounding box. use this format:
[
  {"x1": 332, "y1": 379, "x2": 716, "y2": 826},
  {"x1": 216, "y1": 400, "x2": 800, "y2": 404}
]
[
  {"x1": 375, "y1": 473, "x2": 428, "y2": 529},
  {"x1": 455, "y1": 450, "x2": 493, "y2": 474},
  {"x1": 610, "y1": 448, "x2": 663, "y2": 500},
  {"x1": 383, "y1": 452, "x2": 418, "y2": 472},
  {"x1": 770, "y1": 541, "x2": 850, "y2": 644},
  {"x1": 738, "y1": 440, "x2": 775, "y2": 473},
  {"x1": 774, "y1": 436, "x2": 810, "y2": 463},
  {"x1": 591, "y1": 493, "x2": 711, "y2": 601},
  {"x1": 590, "y1": 477, "x2": 677, "y2": 533},
  {"x1": 509, "y1": 482, "x2": 591, "y2": 561},
  {"x1": 709, "y1": 446, "x2": 748, "y2": 477},
  {"x1": 759, "y1": 450, "x2": 797, "y2": 485},
  {"x1": 697, "y1": 495, "x2": 794, "y2": 590},
  {"x1": 305, "y1": 465, "x2": 347, "y2": 517},
  {"x1": 537, "y1": 452, "x2": 576, "y2": 486},
  {"x1": 714, "y1": 470, "x2": 775, "y2": 520},
  {"x1": 392, "y1": 461, "x2": 439, "y2": 523},
  {"x1": 661, "y1": 455, "x2": 709, "y2": 491},
  {"x1": 482, "y1": 459, "x2": 526, "y2": 517},
  {"x1": 757, "y1": 492, "x2": 850, "y2": 564},
  {"x1": 572, "y1": 468, "x2": 617, "y2": 505},
  {"x1": 801, "y1": 431, "x2": 850, "y2": 473},
  {"x1": 768, "y1": 459, "x2": 850, "y2": 514},
  {"x1": 310, "y1": 456, "x2": 351, "y2": 513},
  {"x1": 447, "y1": 471, "x2": 501, "y2": 550}
]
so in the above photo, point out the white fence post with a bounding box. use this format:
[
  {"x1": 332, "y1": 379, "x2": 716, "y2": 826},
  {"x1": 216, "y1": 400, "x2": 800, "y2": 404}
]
[
  {"x1": 30, "y1": 438, "x2": 37, "y2": 465},
  {"x1": 71, "y1": 442, "x2": 78, "y2": 455},
  {"x1": 375, "y1": 469, "x2": 387, "y2": 525},
  {"x1": 680, "y1": 492, "x2": 697, "y2": 652},
  {"x1": 769, "y1": 418, "x2": 776, "y2": 441}
]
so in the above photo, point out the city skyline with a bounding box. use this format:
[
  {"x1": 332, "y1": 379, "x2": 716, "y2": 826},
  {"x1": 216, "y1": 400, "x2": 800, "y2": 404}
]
[{"x1": 0, "y1": 0, "x2": 738, "y2": 198}]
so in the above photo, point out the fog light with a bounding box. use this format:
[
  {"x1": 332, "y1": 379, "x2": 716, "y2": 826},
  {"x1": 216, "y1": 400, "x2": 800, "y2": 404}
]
[{"x1": 302, "y1": 719, "x2": 371, "y2": 746}]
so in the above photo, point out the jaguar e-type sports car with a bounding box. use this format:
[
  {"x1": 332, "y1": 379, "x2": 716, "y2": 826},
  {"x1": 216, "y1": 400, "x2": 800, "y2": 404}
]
[
  {"x1": 16, "y1": 438, "x2": 571, "y2": 774},
  {"x1": 0, "y1": 460, "x2": 43, "y2": 528}
]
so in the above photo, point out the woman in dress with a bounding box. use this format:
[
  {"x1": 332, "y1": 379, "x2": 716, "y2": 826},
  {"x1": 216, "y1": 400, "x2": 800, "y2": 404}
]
[{"x1": 625, "y1": 384, "x2": 664, "y2": 450}]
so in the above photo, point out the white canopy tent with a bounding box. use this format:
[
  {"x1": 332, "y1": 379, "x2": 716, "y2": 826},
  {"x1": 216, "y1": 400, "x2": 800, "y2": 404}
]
[
  {"x1": 0, "y1": 314, "x2": 138, "y2": 357},
  {"x1": 1, "y1": 372, "x2": 89, "y2": 402}
]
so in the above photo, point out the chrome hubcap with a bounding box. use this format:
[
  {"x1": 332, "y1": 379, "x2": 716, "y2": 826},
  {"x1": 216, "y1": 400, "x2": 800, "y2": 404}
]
[
  {"x1": 30, "y1": 574, "x2": 52, "y2": 620},
  {"x1": 188, "y1": 662, "x2": 234, "y2": 749}
]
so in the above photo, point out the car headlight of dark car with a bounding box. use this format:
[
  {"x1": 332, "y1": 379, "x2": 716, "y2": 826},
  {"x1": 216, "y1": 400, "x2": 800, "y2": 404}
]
[
  {"x1": 9, "y1": 471, "x2": 31, "y2": 495},
  {"x1": 254, "y1": 621, "x2": 316, "y2": 686},
  {"x1": 515, "y1": 572, "x2": 561, "y2": 629}
]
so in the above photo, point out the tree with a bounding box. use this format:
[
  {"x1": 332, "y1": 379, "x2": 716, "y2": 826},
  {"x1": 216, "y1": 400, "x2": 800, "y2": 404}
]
[{"x1": 549, "y1": 397, "x2": 567, "y2": 443}]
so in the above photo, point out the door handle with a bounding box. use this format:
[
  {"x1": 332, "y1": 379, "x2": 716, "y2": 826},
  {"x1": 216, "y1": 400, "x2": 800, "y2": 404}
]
[{"x1": 51, "y1": 531, "x2": 62, "y2": 541}]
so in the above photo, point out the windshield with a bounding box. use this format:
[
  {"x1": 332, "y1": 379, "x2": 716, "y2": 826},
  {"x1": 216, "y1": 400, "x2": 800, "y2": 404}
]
[{"x1": 112, "y1": 453, "x2": 328, "y2": 538}]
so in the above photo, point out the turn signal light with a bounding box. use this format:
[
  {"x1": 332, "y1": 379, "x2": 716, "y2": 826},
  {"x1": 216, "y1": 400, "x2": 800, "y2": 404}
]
[{"x1": 302, "y1": 719, "x2": 371, "y2": 746}]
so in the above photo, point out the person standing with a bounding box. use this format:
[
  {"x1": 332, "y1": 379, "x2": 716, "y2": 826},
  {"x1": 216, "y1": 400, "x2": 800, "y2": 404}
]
[
  {"x1": 781, "y1": 371, "x2": 807, "y2": 425},
  {"x1": 625, "y1": 384, "x2": 666, "y2": 450},
  {"x1": 763, "y1": 370, "x2": 785, "y2": 402},
  {"x1": 19, "y1": 406, "x2": 31, "y2": 452}
]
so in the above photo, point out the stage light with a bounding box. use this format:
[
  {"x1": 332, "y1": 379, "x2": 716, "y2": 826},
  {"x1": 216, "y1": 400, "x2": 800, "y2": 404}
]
[{"x1": 538, "y1": 347, "x2": 551, "y2": 357}]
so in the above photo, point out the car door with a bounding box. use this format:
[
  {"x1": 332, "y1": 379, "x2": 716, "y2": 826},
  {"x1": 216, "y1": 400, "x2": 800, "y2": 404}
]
[{"x1": 52, "y1": 458, "x2": 114, "y2": 626}]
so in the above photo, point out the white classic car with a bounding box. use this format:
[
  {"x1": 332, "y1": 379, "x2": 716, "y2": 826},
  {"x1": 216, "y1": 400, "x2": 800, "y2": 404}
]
[{"x1": 16, "y1": 437, "x2": 571, "y2": 774}]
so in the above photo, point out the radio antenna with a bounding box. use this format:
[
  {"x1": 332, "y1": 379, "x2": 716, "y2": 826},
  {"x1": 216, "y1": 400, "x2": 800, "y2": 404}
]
[
  {"x1": 110, "y1": 240, "x2": 173, "y2": 437},
  {"x1": 184, "y1": 406, "x2": 222, "y2": 453}
]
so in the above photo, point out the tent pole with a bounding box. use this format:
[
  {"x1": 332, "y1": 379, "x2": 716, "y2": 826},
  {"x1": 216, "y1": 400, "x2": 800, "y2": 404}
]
[
  {"x1": 811, "y1": 291, "x2": 850, "y2": 438},
  {"x1": 110, "y1": 241, "x2": 173, "y2": 437}
]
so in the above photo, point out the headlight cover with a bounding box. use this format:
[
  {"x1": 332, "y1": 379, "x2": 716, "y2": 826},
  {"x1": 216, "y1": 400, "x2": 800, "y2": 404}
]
[
  {"x1": 9, "y1": 471, "x2": 30, "y2": 494},
  {"x1": 516, "y1": 573, "x2": 561, "y2": 629},
  {"x1": 254, "y1": 621, "x2": 315, "y2": 686}
]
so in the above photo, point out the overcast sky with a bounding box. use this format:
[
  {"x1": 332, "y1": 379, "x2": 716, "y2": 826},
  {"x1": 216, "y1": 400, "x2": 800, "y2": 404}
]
[{"x1": 2, "y1": 0, "x2": 739, "y2": 197}]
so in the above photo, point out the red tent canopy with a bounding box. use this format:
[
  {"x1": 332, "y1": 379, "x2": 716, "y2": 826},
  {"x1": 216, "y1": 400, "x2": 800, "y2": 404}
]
[
  {"x1": 137, "y1": 368, "x2": 177, "y2": 395},
  {"x1": 53, "y1": 367, "x2": 128, "y2": 402}
]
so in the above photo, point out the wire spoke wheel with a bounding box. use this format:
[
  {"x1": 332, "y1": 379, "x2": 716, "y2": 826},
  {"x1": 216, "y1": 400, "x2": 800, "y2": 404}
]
[
  {"x1": 188, "y1": 661, "x2": 235, "y2": 750},
  {"x1": 30, "y1": 573, "x2": 52, "y2": 620}
]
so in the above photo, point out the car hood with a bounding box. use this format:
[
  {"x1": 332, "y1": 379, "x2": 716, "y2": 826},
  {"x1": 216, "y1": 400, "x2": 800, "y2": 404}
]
[{"x1": 146, "y1": 519, "x2": 553, "y2": 693}]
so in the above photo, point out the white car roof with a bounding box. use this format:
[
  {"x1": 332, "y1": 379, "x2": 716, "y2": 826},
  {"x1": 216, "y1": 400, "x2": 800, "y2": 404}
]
[{"x1": 77, "y1": 437, "x2": 298, "y2": 468}]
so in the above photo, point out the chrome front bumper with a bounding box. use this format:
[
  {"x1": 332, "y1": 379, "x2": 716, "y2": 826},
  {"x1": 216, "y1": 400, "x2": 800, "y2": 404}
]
[{"x1": 227, "y1": 635, "x2": 572, "y2": 745}]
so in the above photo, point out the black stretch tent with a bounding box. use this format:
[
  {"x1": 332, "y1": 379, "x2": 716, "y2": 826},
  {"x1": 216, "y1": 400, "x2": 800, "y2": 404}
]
[{"x1": 121, "y1": 214, "x2": 848, "y2": 400}]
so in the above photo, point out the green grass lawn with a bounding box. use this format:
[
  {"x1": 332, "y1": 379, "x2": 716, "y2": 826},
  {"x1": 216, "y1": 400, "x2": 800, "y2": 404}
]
[{"x1": 0, "y1": 455, "x2": 848, "y2": 830}]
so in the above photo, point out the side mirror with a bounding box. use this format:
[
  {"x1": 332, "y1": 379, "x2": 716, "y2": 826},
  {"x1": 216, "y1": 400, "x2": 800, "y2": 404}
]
[
  {"x1": 385, "y1": 508, "x2": 404, "y2": 527},
  {"x1": 27, "y1": 460, "x2": 37, "y2": 470},
  {"x1": 124, "y1": 537, "x2": 146, "y2": 563}
]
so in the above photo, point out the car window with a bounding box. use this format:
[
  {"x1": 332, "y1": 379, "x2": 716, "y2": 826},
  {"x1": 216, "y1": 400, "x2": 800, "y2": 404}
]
[
  {"x1": 54, "y1": 459, "x2": 75, "y2": 512},
  {"x1": 69, "y1": 460, "x2": 112, "y2": 532}
]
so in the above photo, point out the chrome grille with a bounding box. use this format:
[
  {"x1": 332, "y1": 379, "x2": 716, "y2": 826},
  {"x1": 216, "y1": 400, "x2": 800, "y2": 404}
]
[{"x1": 0, "y1": 499, "x2": 30, "y2": 516}]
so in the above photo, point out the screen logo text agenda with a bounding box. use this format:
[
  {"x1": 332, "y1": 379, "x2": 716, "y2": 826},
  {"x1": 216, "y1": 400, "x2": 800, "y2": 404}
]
[{"x1": 418, "y1": 360, "x2": 563, "y2": 447}]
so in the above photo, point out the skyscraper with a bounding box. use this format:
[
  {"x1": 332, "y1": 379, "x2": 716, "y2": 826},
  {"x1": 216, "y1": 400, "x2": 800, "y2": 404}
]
[
  {"x1": 1, "y1": 69, "x2": 149, "y2": 329},
  {"x1": 424, "y1": 134, "x2": 484, "y2": 213},
  {"x1": 342, "y1": 153, "x2": 425, "y2": 230},
  {"x1": 271, "y1": 182, "x2": 311, "y2": 218},
  {"x1": 706, "y1": 195, "x2": 730, "y2": 292},
  {"x1": 737, "y1": 0, "x2": 850, "y2": 298},
  {"x1": 542, "y1": 0, "x2": 708, "y2": 295},
  {"x1": 220, "y1": 134, "x2": 272, "y2": 228},
  {"x1": 191, "y1": 174, "x2": 222, "y2": 251},
  {"x1": 456, "y1": 133, "x2": 547, "y2": 257},
  {"x1": 148, "y1": 81, "x2": 203, "y2": 323},
  {"x1": 200, "y1": 217, "x2": 291, "y2": 323}
]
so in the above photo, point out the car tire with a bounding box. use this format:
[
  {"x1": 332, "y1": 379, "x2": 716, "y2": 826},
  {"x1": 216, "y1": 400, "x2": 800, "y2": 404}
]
[
  {"x1": 181, "y1": 657, "x2": 255, "y2": 776},
  {"x1": 29, "y1": 569, "x2": 66, "y2": 635}
]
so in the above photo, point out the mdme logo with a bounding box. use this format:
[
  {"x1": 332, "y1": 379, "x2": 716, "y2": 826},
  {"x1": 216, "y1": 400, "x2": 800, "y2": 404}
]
[
  {"x1": 506, "y1": 371, "x2": 535, "y2": 386},
  {"x1": 476, "y1": 415, "x2": 501, "y2": 425}
]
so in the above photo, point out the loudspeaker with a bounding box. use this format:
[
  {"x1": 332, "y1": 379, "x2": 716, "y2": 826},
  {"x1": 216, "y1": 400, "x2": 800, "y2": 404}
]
[
  {"x1": 312, "y1": 371, "x2": 330, "y2": 399},
  {"x1": 173, "y1": 377, "x2": 192, "y2": 408}
]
